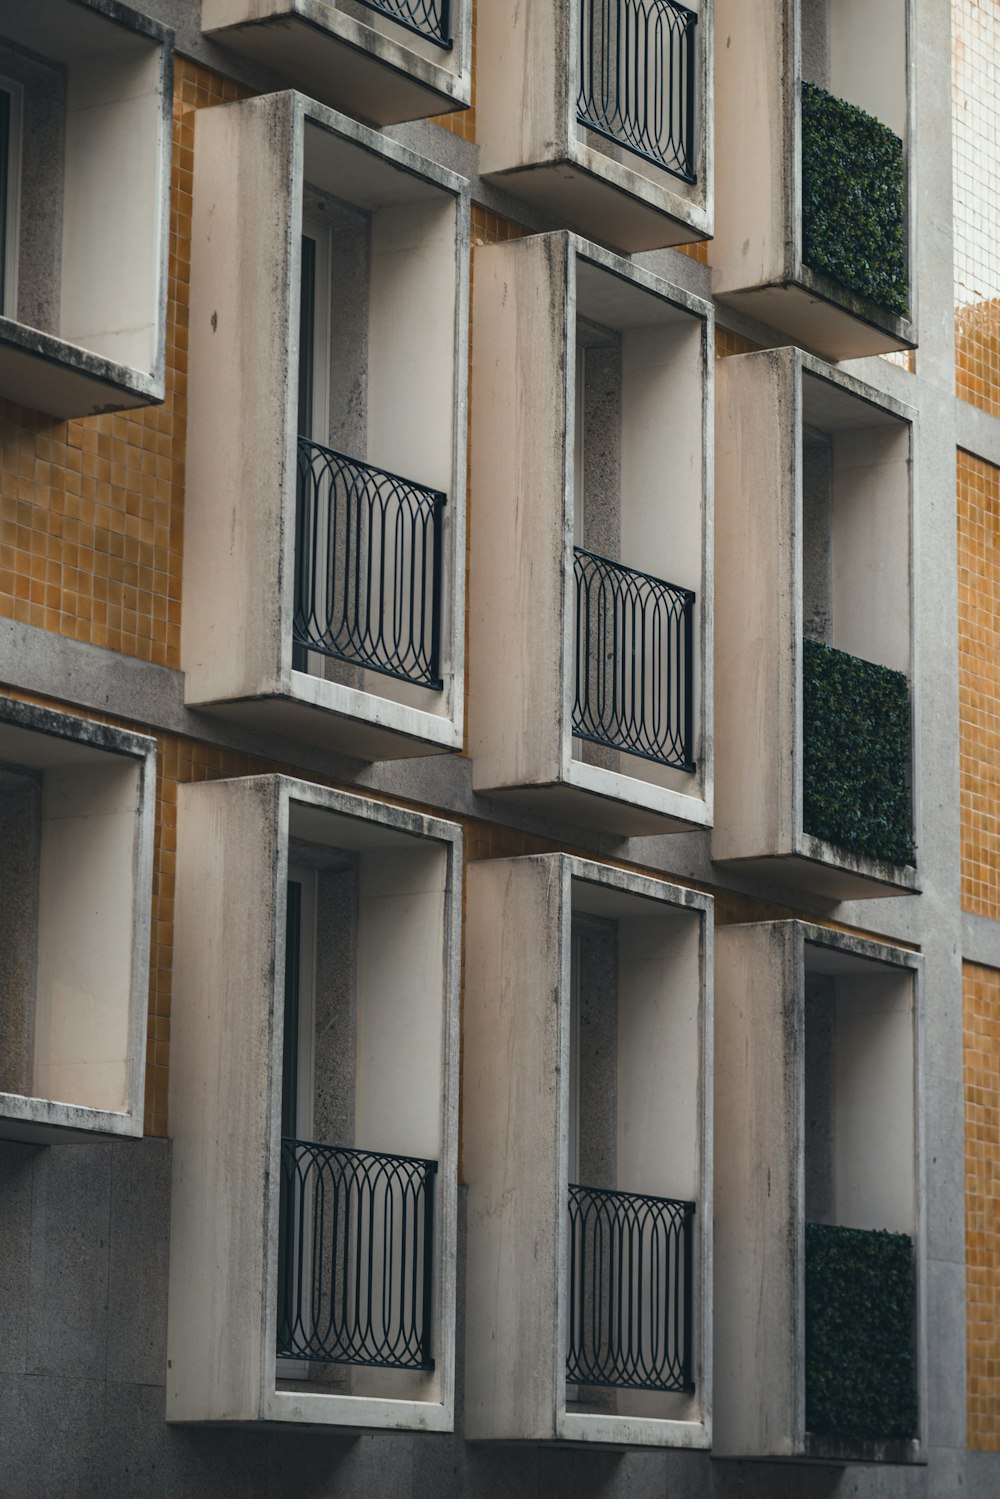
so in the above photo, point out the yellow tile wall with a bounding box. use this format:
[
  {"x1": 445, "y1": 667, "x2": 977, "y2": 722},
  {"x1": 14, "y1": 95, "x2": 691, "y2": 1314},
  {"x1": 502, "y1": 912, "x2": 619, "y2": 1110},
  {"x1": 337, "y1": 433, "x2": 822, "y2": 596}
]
[
  {"x1": 958, "y1": 450, "x2": 1000, "y2": 920},
  {"x1": 965, "y1": 960, "x2": 1000, "y2": 1449}
]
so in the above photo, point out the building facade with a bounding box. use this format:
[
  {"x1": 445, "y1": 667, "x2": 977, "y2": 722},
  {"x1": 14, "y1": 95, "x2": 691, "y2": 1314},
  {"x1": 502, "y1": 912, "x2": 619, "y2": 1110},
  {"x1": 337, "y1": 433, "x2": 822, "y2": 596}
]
[{"x1": 0, "y1": 0, "x2": 996, "y2": 1494}]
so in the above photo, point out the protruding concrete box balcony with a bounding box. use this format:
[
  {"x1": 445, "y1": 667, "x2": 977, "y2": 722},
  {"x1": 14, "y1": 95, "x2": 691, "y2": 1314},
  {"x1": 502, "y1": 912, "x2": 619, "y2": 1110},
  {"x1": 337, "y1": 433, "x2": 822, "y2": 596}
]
[
  {"x1": 201, "y1": 0, "x2": 471, "y2": 125},
  {"x1": 714, "y1": 0, "x2": 915, "y2": 359},
  {"x1": 0, "y1": 0, "x2": 172, "y2": 418},
  {"x1": 464, "y1": 854, "x2": 712, "y2": 1448},
  {"x1": 715, "y1": 922, "x2": 925, "y2": 1465},
  {"x1": 714, "y1": 347, "x2": 917, "y2": 900},
  {"x1": 470, "y1": 232, "x2": 712, "y2": 836},
  {"x1": 0, "y1": 699, "x2": 155, "y2": 1143},
  {"x1": 477, "y1": 0, "x2": 712, "y2": 252},
  {"x1": 183, "y1": 92, "x2": 468, "y2": 761},
  {"x1": 167, "y1": 776, "x2": 461, "y2": 1430}
]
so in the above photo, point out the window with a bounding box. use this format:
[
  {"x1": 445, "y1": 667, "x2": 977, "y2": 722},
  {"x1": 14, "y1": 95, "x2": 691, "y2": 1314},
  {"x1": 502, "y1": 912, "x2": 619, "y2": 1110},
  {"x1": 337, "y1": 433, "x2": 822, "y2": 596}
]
[
  {"x1": 0, "y1": 699, "x2": 155, "y2": 1142},
  {"x1": 0, "y1": 0, "x2": 171, "y2": 417}
]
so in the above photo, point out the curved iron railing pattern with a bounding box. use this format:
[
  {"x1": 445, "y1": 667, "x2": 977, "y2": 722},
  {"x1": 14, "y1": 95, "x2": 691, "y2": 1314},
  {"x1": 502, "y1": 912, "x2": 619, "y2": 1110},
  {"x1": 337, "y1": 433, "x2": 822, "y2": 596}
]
[
  {"x1": 567, "y1": 1182, "x2": 695, "y2": 1393},
  {"x1": 278, "y1": 1138, "x2": 436, "y2": 1371},
  {"x1": 353, "y1": 0, "x2": 452, "y2": 49},
  {"x1": 573, "y1": 546, "x2": 695, "y2": 770},
  {"x1": 294, "y1": 437, "x2": 445, "y2": 690},
  {"x1": 577, "y1": 0, "x2": 697, "y2": 182}
]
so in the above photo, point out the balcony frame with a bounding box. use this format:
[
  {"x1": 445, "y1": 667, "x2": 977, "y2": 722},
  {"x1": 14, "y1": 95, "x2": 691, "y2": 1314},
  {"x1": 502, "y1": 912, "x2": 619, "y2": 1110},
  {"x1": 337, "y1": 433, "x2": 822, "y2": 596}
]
[
  {"x1": 464, "y1": 853, "x2": 712, "y2": 1448},
  {"x1": 713, "y1": 0, "x2": 916, "y2": 359},
  {"x1": 200, "y1": 0, "x2": 471, "y2": 126},
  {"x1": 469, "y1": 231, "x2": 713, "y2": 836},
  {"x1": 0, "y1": 698, "x2": 155, "y2": 1143},
  {"x1": 714, "y1": 346, "x2": 919, "y2": 899},
  {"x1": 0, "y1": 0, "x2": 172, "y2": 418},
  {"x1": 182, "y1": 91, "x2": 468, "y2": 762},
  {"x1": 714, "y1": 921, "x2": 926, "y2": 1464},
  {"x1": 476, "y1": 0, "x2": 712, "y2": 253},
  {"x1": 167, "y1": 775, "x2": 461, "y2": 1430}
]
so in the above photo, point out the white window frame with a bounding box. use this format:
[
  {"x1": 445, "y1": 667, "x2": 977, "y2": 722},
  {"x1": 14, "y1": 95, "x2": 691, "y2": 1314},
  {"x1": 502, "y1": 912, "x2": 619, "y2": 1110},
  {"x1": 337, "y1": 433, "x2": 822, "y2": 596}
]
[{"x1": 0, "y1": 76, "x2": 23, "y2": 320}]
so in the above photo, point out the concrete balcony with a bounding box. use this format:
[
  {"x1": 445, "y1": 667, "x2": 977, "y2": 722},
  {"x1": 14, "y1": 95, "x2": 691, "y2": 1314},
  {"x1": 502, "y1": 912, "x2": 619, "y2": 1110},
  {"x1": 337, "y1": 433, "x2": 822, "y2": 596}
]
[
  {"x1": 182, "y1": 92, "x2": 468, "y2": 762},
  {"x1": 167, "y1": 775, "x2": 461, "y2": 1430},
  {"x1": 714, "y1": 0, "x2": 915, "y2": 359},
  {"x1": 464, "y1": 854, "x2": 712, "y2": 1448},
  {"x1": 201, "y1": 0, "x2": 471, "y2": 124},
  {"x1": 470, "y1": 232, "x2": 712, "y2": 836},
  {"x1": 714, "y1": 922, "x2": 925, "y2": 1465},
  {"x1": 714, "y1": 346, "x2": 918, "y2": 899},
  {"x1": 477, "y1": 0, "x2": 712, "y2": 252}
]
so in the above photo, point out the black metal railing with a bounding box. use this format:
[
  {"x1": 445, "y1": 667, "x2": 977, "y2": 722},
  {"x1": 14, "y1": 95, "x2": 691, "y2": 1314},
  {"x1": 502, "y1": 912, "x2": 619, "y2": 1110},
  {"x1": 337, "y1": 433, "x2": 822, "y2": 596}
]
[
  {"x1": 577, "y1": 0, "x2": 697, "y2": 182},
  {"x1": 278, "y1": 1138, "x2": 436, "y2": 1371},
  {"x1": 567, "y1": 1183, "x2": 695, "y2": 1393},
  {"x1": 353, "y1": 0, "x2": 452, "y2": 48},
  {"x1": 294, "y1": 437, "x2": 445, "y2": 690},
  {"x1": 573, "y1": 546, "x2": 695, "y2": 770}
]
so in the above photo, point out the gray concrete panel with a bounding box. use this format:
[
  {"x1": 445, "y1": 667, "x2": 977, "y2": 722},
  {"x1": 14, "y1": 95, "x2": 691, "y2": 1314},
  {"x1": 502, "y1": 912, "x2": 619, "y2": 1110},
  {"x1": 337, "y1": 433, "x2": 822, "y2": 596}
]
[
  {"x1": 0, "y1": 1142, "x2": 36, "y2": 1375},
  {"x1": 25, "y1": 1142, "x2": 111, "y2": 1380},
  {"x1": 105, "y1": 1138, "x2": 171, "y2": 1387},
  {"x1": 0, "y1": 1373, "x2": 105, "y2": 1499}
]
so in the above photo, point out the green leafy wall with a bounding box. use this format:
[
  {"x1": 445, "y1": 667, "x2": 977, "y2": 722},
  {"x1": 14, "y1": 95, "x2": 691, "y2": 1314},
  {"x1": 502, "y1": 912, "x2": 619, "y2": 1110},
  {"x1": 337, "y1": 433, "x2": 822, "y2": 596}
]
[
  {"x1": 802, "y1": 638, "x2": 914, "y2": 865},
  {"x1": 801, "y1": 81, "x2": 908, "y2": 317},
  {"x1": 805, "y1": 1222, "x2": 918, "y2": 1443}
]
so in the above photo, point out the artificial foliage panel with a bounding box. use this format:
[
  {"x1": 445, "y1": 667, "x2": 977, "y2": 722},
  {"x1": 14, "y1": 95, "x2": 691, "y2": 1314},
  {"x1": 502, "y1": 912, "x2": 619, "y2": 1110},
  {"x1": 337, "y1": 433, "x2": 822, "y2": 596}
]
[
  {"x1": 802, "y1": 638, "x2": 914, "y2": 866},
  {"x1": 801, "y1": 82, "x2": 908, "y2": 317},
  {"x1": 805, "y1": 1222, "x2": 917, "y2": 1443}
]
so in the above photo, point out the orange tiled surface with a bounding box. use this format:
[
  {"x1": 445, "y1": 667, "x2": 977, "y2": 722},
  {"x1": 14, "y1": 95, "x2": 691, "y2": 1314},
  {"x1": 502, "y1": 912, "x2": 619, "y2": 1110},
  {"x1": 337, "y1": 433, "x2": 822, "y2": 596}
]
[
  {"x1": 958, "y1": 450, "x2": 1000, "y2": 919},
  {"x1": 0, "y1": 60, "x2": 247, "y2": 664},
  {"x1": 965, "y1": 961, "x2": 1000, "y2": 1449},
  {"x1": 715, "y1": 328, "x2": 761, "y2": 359}
]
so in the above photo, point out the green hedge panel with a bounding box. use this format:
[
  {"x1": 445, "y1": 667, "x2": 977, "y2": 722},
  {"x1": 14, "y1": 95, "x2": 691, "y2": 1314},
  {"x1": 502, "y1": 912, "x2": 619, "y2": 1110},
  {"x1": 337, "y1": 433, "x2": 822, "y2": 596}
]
[
  {"x1": 802, "y1": 637, "x2": 914, "y2": 866},
  {"x1": 801, "y1": 81, "x2": 908, "y2": 317},
  {"x1": 805, "y1": 1222, "x2": 918, "y2": 1444}
]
